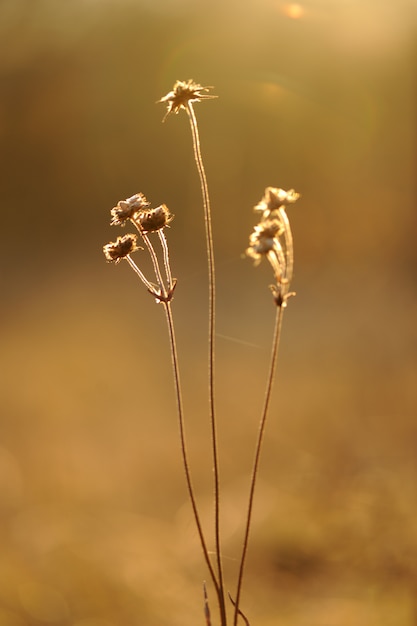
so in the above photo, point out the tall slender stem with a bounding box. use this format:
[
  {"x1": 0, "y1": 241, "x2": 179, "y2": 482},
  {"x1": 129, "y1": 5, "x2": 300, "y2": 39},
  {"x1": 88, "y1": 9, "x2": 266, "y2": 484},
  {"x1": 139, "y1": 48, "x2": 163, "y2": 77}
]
[
  {"x1": 233, "y1": 305, "x2": 285, "y2": 626},
  {"x1": 163, "y1": 300, "x2": 219, "y2": 594},
  {"x1": 186, "y1": 102, "x2": 226, "y2": 625}
]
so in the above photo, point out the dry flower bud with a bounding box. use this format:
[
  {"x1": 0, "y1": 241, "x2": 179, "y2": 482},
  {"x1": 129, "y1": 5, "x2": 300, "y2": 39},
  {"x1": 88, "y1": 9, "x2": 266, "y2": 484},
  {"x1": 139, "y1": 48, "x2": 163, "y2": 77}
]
[
  {"x1": 137, "y1": 204, "x2": 173, "y2": 233},
  {"x1": 110, "y1": 193, "x2": 150, "y2": 226},
  {"x1": 255, "y1": 187, "x2": 300, "y2": 217},
  {"x1": 103, "y1": 234, "x2": 140, "y2": 263},
  {"x1": 158, "y1": 79, "x2": 216, "y2": 120},
  {"x1": 246, "y1": 220, "x2": 283, "y2": 262}
]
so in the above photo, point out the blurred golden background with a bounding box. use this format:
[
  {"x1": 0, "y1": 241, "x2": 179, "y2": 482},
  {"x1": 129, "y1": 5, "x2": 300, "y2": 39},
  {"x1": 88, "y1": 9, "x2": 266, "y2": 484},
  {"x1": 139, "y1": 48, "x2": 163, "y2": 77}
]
[{"x1": 1, "y1": 0, "x2": 416, "y2": 624}]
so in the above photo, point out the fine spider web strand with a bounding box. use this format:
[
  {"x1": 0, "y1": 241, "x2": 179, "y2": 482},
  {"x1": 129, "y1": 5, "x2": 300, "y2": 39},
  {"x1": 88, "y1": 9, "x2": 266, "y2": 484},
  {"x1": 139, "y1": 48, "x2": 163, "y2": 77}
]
[
  {"x1": 163, "y1": 300, "x2": 220, "y2": 595},
  {"x1": 185, "y1": 101, "x2": 226, "y2": 626},
  {"x1": 232, "y1": 304, "x2": 285, "y2": 626}
]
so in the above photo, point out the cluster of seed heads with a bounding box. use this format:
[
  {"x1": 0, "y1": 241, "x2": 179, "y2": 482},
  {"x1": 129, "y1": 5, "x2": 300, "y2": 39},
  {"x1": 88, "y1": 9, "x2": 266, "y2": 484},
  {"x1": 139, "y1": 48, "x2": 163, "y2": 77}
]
[
  {"x1": 246, "y1": 186, "x2": 300, "y2": 307},
  {"x1": 103, "y1": 193, "x2": 175, "y2": 303}
]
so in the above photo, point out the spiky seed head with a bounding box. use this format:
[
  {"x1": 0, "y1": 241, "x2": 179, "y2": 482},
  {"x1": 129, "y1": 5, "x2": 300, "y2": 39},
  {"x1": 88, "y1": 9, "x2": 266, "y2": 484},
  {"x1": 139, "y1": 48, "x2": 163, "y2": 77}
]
[
  {"x1": 158, "y1": 79, "x2": 217, "y2": 121},
  {"x1": 103, "y1": 234, "x2": 140, "y2": 263},
  {"x1": 110, "y1": 193, "x2": 151, "y2": 226},
  {"x1": 136, "y1": 204, "x2": 173, "y2": 233},
  {"x1": 246, "y1": 219, "x2": 283, "y2": 263},
  {"x1": 254, "y1": 187, "x2": 301, "y2": 218}
]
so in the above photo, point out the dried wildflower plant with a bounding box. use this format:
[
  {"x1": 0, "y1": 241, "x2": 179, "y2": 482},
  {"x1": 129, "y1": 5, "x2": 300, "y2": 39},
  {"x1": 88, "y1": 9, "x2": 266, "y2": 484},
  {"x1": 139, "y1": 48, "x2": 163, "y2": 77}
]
[
  {"x1": 247, "y1": 186, "x2": 300, "y2": 307},
  {"x1": 104, "y1": 193, "x2": 176, "y2": 302},
  {"x1": 102, "y1": 81, "x2": 301, "y2": 626}
]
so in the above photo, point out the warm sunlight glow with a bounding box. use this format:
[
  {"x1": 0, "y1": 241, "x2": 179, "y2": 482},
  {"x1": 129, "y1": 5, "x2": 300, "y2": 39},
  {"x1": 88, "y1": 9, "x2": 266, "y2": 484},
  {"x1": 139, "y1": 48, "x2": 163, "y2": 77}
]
[
  {"x1": 261, "y1": 81, "x2": 284, "y2": 98},
  {"x1": 283, "y1": 3, "x2": 304, "y2": 19}
]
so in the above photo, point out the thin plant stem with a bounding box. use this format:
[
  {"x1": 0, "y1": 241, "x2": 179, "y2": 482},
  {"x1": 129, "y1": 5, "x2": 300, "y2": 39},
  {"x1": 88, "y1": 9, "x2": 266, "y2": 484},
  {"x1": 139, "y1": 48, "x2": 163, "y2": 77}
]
[
  {"x1": 158, "y1": 229, "x2": 174, "y2": 290},
  {"x1": 127, "y1": 233, "x2": 218, "y2": 592},
  {"x1": 163, "y1": 300, "x2": 220, "y2": 594},
  {"x1": 203, "y1": 582, "x2": 212, "y2": 626},
  {"x1": 133, "y1": 225, "x2": 167, "y2": 298},
  {"x1": 278, "y1": 207, "x2": 294, "y2": 284},
  {"x1": 233, "y1": 304, "x2": 285, "y2": 626},
  {"x1": 186, "y1": 101, "x2": 226, "y2": 625},
  {"x1": 125, "y1": 255, "x2": 157, "y2": 293}
]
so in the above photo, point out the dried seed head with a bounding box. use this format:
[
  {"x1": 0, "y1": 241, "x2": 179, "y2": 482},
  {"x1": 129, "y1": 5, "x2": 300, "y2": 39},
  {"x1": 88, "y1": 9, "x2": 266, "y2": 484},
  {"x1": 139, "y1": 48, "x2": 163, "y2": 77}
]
[
  {"x1": 103, "y1": 233, "x2": 140, "y2": 263},
  {"x1": 110, "y1": 193, "x2": 151, "y2": 226},
  {"x1": 246, "y1": 220, "x2": 283, "y2": 263},
  {"x1": 254, "y1": 187, "x2": 301, "y2": 219},
  {"x1": 136, "y1": 204, "x2": 173, "y2": 233},
  {"x1": 247, "y1": 185, "x2": 300, "y2": 307},
  {"x1": 158, "y1": 79, "x2": 217, "y2": 121}
]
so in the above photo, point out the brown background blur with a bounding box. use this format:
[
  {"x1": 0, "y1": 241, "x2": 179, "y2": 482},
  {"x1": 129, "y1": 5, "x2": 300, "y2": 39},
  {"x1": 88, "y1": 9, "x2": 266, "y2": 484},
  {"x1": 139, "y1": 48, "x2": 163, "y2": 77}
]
[{"x1": 1, "y1": 0, "x2": 416, "y2": 624}]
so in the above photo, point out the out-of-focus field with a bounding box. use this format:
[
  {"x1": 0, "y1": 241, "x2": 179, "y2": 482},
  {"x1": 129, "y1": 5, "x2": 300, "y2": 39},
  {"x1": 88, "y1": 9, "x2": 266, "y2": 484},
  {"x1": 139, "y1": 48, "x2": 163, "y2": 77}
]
[{"x1": 1, "y1": 1, "x2": 416, "y2": 624}]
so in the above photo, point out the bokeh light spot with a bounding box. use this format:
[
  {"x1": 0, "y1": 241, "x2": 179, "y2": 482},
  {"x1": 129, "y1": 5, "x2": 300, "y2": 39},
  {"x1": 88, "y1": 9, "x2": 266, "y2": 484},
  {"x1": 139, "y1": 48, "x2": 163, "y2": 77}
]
[{"x1": 283, "y1": 2, "x2": 304, "y2": 19}]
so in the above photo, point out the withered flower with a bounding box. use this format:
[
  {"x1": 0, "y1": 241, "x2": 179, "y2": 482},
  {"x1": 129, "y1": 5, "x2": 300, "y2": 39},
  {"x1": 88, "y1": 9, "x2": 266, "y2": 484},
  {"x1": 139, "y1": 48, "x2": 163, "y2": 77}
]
[
  {"x1": 136, "y1": 204, "x2": 173, "y2": 233},
  {"x1": 110, "y1": 193, "x2": 150, "y2": 226},
  {"x1": 103, "y1": 234, "x2": 140, "y2": 263},
  {"x1": 254, "y1": 187, "x2": 300, "y2": 219},
  {"x1": 247, "y1": 185, "x2": 300, "y2": 307},
  {"x1": 246, "y1": 220, "x2": 283, "y2": 264},
  {"x1": 158, "y1": 79, "x2": 216, "y2": 121}
]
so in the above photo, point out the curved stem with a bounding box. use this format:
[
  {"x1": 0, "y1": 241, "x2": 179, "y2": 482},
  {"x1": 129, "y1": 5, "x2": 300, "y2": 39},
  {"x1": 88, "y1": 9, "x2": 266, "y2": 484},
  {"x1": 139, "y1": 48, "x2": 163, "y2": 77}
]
[
  {"x1": 186, "y1": 102, "x2": 226, "y2": 625},
  {"x1": 133, "y1": 224, "x2": 167, "y2": 298},
  {"x1": 158, "y1": 230, "x2": 174, "y2": 290},
  {"x1": 233, "y1": 305, "x2": 285, "y2": 626},
  {"x1": 278, "y1": 207, "x2": 294, "y2": 285},
  {"x1": 125, "y1": 255, "x2": 157, "y2": 293},
  {"x1": 163, "y1": 300, "x2": 219, "y2": 593}
]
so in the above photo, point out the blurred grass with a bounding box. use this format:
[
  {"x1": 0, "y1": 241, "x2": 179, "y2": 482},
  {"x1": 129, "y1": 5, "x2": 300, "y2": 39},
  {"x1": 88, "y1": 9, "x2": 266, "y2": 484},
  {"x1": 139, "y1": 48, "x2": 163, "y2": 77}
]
[{"x1": 1, "y1": 0, "x2": 417, "y2": 624}]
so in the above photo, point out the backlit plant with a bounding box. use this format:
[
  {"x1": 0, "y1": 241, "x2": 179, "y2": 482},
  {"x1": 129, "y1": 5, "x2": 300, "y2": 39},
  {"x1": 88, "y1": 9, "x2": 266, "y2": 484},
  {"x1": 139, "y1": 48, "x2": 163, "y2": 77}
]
[{"x1": 103, "y1": 79, "x2": 300, "y2": 626}]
